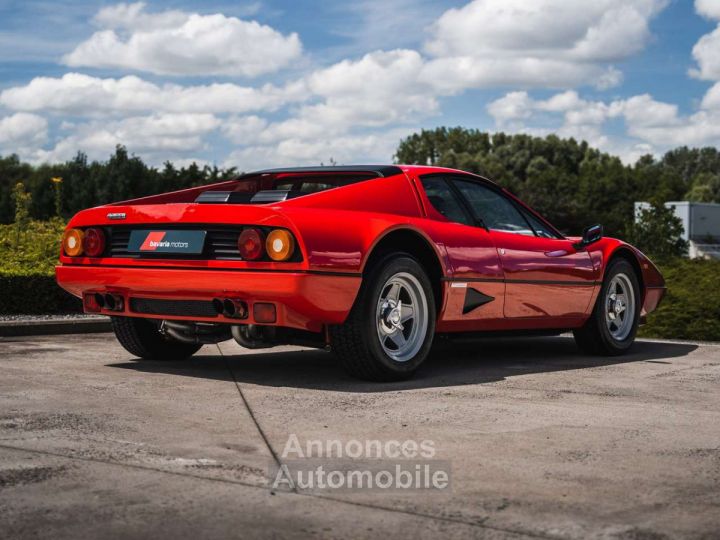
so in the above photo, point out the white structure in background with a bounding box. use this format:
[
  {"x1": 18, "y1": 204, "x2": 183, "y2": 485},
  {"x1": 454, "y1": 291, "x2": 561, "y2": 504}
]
[{"x1": 635, "y1": 201, "x2": 720, "y2": 259}]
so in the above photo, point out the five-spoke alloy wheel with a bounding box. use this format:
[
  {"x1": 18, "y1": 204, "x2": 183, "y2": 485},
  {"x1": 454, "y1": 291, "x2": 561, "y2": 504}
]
[
  {"x1": 574, "y1": 258, "x2": 641, "y2": 356},
  {"x1": 331, "y1": 254, "x2": 436, "y2": 381}
]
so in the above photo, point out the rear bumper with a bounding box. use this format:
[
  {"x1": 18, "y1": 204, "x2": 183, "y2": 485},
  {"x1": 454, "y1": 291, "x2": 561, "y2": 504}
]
[{"x1": 56, "y1": 264, "x2": 362, "y2": 332}]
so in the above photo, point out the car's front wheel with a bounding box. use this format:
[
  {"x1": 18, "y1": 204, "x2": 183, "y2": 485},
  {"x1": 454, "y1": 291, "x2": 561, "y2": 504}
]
[
  {"x1": 111, "y1": 316, "x2": 202, "y2": 361},
  {"x1": 331, "y1": 254, "x2": 436, "y2": 381},
  {"x1": 573, "y1": 258, "x2": 641, "y2": 355}
]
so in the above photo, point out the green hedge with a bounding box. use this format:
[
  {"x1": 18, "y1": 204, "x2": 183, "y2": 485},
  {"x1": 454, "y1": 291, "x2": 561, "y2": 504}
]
[
  {"x1": 0, "y1": 272, "x2": 81, "y2": 314},
  {"x1": 639, "y1": 258, "x2": 720, "y2": 342}
]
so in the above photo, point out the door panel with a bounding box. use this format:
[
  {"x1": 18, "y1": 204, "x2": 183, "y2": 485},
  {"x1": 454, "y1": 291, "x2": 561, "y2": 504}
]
[
  {"x1": 448, "y1": 177, "x2": 597, "y2": 320},
  {"x1": 439, "y1": 223, "x2": 506, "y2": 330},
  {"x1": 490, "y1": 231, "x2": 596, "y2": 317},
  {"x1": 414, "y1": 174, "x2": 505, "y2": 331}
]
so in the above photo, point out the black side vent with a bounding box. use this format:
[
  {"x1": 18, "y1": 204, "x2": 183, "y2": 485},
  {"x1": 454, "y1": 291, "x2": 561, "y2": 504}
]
[
  {"x1": 195, "y1": 191, "x2": 253, "y2": 204},
  {"x1": 250, "y1": 190, "x2": 292, "y2": 204}
]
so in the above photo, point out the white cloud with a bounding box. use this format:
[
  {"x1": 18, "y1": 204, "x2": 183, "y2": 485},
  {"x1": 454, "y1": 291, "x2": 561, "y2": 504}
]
[
  {"x1": 219, "y1": 50, "x2": 439, "y2": 167},
  {"x1": 0, "y1": 113, "x2": 48, "y2": 151},
  {"x1": 303, "y1": 49, "x2": 438, "y2": 126},
  {"x1": 690, "y1": 1, "x2": 720, "y2": 80},
  {"x1": 0, "y1": 73, "x2": 307, "y2": 115},
  {"x1": 0, "y1": 0, "x2": 680, "y2": 167},
  {"x1": 224, "y1": 128, "x2": 414, "y2": 171},
  {"x1": 422, "y1": 0, "x2": 664, "y2": 90},
  {"x1": 487, "y1": 87, "x2": 720, "y2": 162},
  {"x1": 221, "y1": 115, "x2": 269, "y2": 144},
  {"x1": 34, "y1": 113, "x2": 220, "y2": 163},
  {"x1": 695, "y1": 0, "x2": 720, "y2": 20},
  {"x1": 63, "y1": 2, "x2": 302, "y2": 77}
]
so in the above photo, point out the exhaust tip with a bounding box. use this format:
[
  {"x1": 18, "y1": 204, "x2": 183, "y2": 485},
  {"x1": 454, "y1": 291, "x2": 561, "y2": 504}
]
[
  {"x1": 212, "y1": 298, "x2": 224, "y2": 315},
  {"x1": 104, "y1": 293, "x2": 116, "y2": 311},
  {"x1": 94, "y1": 293, "x2": 106, "y2": 309},
  {"x1": 223, "y1": 299, "x2": 236, "y2": 317}
]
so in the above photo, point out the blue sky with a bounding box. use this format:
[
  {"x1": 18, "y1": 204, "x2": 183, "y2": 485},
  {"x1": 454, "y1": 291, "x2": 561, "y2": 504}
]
[{"x1": 2, "y1": 0, "x2": 720, "y2": 169}]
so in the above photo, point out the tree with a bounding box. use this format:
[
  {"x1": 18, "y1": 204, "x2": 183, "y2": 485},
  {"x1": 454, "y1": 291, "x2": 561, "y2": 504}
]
[
  {"x1": 51, "y1": 177, "x2": 63, "y2": 217},
  {"x1": 12, "y1": 182, "x2": 31, "y2": 246},
  {"x1": 626, "y1": 203, "x2": 688, "y2": 260},
  {"x1": 685, "y1": 172, "x2": 720, "y2": 203}
]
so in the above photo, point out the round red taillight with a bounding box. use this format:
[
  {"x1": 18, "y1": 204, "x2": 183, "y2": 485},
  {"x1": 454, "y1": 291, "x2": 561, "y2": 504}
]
[
  {"x1": 83, "y1": 228, "x2": 106, "y2": 257},
  {"x1": 238, "y1": 228, "x2": 264, "y2": 260}
]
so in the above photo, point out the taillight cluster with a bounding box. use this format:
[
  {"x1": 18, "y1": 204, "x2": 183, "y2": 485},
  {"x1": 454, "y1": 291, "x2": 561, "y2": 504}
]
[
  {"x1": 62, "y1": 227, "x2": 105, "y2": 257},
  {"x1": 238, "y1": 227, "x2": 296, "y2": 262}
]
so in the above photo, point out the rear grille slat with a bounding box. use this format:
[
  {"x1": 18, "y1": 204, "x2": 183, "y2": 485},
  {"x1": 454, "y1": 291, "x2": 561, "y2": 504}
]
[
  {"x1": 130, "y1": 298, "x2": 218, "y2": 318},
  {"x1": 104, "y1": 226, "x2": 243, "y2": 260}
]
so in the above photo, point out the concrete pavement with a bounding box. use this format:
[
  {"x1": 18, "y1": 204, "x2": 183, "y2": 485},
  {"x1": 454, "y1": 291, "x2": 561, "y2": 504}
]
[{"x1": 1, "y1": 333, "x2": 719, "y2": 539}]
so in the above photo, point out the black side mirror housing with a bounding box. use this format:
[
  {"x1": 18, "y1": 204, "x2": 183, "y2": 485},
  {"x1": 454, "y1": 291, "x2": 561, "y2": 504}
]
[{"x1": 573, "y1": 224, "x2": 603, "y2": 250}]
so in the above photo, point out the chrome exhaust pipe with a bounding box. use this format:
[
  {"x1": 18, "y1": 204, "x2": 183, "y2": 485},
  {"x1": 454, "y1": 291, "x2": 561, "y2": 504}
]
[
  {"x1": 103, "y1": 293, "x2": 124, "y2": 312},
  {"x1": 214, "y1": 298, "x2": 248, "y2": 319}
]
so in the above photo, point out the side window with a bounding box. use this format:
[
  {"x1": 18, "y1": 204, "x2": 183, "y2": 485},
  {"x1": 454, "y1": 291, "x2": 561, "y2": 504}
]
[
  {"x1": 452, "y1": 180, "x2": 533, "y2": 235},
  {"x1": 420, "y1": 176, "x2": 473, "y2": 226},
  {"x1": 521, "y1": 210, "x2": 561, "y2": 239}
]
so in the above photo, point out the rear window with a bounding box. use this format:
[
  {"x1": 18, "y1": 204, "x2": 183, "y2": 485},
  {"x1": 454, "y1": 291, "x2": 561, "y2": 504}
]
[
  {"x1": 271, "y1": 174, "x2": 369, "y2": 193},
  {"x1": 198, "y1": 172, "x2": 377, "y2": 204}
]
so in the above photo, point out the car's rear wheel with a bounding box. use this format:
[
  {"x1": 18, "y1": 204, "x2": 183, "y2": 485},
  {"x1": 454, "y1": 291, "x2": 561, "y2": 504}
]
[
  {"x1": 331, "y1": 254, "x2": 436, "y2": 381},
  {"x1": 111, "y1": 316, "x2": 202, "y2": 361},
  {"x1": 573, "y1": 258, "x2": 640, "y2": 355}
]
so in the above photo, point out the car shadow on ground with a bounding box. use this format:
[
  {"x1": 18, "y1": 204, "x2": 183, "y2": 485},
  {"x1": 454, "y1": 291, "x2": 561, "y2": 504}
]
[{"x1": 108, "y1": 337, "x2": 698, "y2": 393}]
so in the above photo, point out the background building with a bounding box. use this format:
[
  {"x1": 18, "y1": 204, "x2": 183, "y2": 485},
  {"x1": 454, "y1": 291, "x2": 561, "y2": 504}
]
[{"x1": 635, "y1": 201, "x2": 720, "y2": 259}]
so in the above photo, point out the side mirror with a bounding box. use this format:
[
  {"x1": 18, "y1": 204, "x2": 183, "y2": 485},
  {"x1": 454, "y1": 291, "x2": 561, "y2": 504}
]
[{"x1": 573, "y1": 224, "x2": 603, "y2": 250}]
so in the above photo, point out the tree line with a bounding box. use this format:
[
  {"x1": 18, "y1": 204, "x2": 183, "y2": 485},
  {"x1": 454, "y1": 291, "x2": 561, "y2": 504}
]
[
  {"x1": 0, "y1": 146, "x2": 237, "y2": 224},
  {"x1": 396, "y1": 128, "x2": 720, "y2": 239},
  {"x1": 2, "y1": 130, "x2": 720, "y2": 242}
]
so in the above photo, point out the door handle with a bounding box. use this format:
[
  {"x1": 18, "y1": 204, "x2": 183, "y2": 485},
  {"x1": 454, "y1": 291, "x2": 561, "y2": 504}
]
[{"x1": 544, "y1": 249, "x2": 569, "y2": 257}]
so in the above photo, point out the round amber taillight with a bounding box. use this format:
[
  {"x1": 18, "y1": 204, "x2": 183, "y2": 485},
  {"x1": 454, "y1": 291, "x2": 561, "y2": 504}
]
[
  {"x1": 266, "y1": 229, "x2": 295, "y2": 261},
  {"x1": 62, "y1": 228, "x2": 84, "y2": 257},
  {"x1": 83, "y1": 228, "x2": 106, "y2": 257},
  {"x1": 238, "y1": 228, "x2": 264, "y2": 260}
]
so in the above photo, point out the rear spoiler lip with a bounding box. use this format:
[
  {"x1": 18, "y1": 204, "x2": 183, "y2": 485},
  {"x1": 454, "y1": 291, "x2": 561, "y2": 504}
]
[{"x1": 248, "y1": 165, "x2": 403, "y2": 178}]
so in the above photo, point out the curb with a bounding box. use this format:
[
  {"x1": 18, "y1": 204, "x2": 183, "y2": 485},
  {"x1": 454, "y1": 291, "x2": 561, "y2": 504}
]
[{"x1": 0, "y1": 317, "x2": 112, "y2": 337}]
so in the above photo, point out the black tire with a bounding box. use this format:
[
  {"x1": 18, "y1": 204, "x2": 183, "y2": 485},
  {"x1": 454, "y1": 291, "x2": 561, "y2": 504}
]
[
  {"x1": 330, "y1": 254, "x2": 436, "y2": 381},
  {"x1": 573, "y1": 258, "x2": 641, "y2": 356},
  {"x1": 111, "y1": 316, "x2": 202, "y2": 361}
]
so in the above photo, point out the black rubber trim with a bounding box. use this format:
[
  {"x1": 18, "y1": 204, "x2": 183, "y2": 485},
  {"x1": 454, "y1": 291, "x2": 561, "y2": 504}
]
[
  {"x1": 61, "y1": 263, "x2": 361, "y2": 278},
  {"x1": 249, "y1": 165, "x2": 403, "y2": 178},
  {"x1": 507, "y1": 279, "x2": 600, "y2": 286},
  {"x1": 442, "y1": 277, "x2": 600, "y2": 286}
]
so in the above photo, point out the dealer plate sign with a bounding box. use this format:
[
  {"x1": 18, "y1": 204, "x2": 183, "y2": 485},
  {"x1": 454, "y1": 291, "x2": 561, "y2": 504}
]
[{"x1": 128, "y1": 230, "x2": 206, "y2": 254}]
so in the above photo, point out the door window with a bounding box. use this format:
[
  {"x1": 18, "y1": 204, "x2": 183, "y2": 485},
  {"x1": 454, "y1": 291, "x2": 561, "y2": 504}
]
[
  {"x1": 452, "y1": 180, "x2": 533, "y2": 235},
  {"x1": 520, "y1": 209, "x2": 563, "y2": 239}
]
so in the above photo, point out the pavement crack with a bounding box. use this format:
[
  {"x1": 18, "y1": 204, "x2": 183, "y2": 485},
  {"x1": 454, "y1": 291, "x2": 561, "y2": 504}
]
[{"x1": 216, "y1": 344, "x2": 295, "y2": 493}]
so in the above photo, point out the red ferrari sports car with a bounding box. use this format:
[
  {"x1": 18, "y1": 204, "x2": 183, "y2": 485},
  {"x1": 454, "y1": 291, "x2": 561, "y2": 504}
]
[{"x1": 56, "y1": 165, "x2": 666, "y2": 381}]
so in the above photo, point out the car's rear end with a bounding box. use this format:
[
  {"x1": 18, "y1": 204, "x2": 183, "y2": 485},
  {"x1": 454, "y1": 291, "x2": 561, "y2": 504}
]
[{"x1": 55, "y1": 169, "x2": 384, "y2": 349}]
